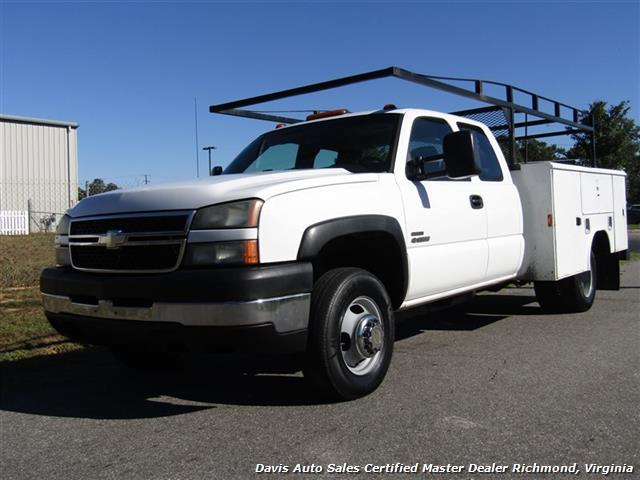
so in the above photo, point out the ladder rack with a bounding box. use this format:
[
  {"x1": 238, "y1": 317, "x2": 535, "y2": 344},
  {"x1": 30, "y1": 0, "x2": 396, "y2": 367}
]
[{"x1": 209, "y1": 66, "x2": 596, "y2": 166}]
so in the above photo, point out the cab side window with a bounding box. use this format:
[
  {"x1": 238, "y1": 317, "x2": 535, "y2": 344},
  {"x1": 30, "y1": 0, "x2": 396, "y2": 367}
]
[
  {"x1": 407, "y1": 117, "x2": 452, "y2": 179},
  {"x1": 457, "y1": 123, "x2": 503, "y2": 181}
]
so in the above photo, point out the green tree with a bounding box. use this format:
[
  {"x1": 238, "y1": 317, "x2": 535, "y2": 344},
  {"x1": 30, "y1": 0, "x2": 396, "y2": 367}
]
[
  {"x1": 567, "y1": 101, "x2": 640, "y2": 200},
  {"x1": 78, "y1": 178, "x2": 120, "y2": 199},
  {"x1": 517, "y1": 139, "x2": 566, "y2": 162}
]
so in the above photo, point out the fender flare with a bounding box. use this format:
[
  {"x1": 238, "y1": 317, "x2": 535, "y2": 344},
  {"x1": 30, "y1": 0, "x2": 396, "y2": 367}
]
[{"x1": 297, "y1": 215, "x2": 408, "y2": 304}]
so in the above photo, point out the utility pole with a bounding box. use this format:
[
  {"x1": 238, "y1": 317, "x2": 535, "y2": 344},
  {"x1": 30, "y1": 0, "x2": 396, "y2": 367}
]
[
  {"x1": 202, "y1": 146, "x2": 216, "y2": 176},
  {"x1": 144, "y1": 174, "x2": 149, "y2": 185},
  {"x1": 194, "y1": 97, "x2": 200, "y2": 177}
]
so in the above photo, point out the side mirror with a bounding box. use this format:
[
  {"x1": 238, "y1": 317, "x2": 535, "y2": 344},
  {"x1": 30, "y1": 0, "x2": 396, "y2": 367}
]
[
  {"x1": 406, "y1": 158, "x2": 423, "y2": 181},
  {"x1": 211, "y1": 166, "x2": 223, "y2": 176},
  {"x1": 443, "y1": 131, "x2": 482, "y2": 178},
  {"x1": 406, "y1": 154, "x2": 444, "y2": 181}
]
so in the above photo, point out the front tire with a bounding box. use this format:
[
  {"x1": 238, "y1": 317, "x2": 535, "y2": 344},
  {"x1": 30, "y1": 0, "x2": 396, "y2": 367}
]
[{"x1": 304, "y1": 268, "x2": 395, "y2": 401}]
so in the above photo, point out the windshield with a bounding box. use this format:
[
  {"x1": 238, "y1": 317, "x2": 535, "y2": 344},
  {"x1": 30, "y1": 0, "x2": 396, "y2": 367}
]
[{"x1": 225, "y1": 113, "x2": 401, "y2": 174}]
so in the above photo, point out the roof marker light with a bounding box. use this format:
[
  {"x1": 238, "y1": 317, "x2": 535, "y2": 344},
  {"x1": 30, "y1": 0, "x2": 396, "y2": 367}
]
[
  {"x1": 306, "y1": 109, "x2": 349, "y2": 121},
  {"x1": 383, "y1": 104, "x2": 397, "y2": 110}
]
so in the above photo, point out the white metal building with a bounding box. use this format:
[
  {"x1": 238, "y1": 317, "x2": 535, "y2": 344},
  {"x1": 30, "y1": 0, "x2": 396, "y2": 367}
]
[{"x1": 0, "y1": 114, "x2": 78, "y2": 234}]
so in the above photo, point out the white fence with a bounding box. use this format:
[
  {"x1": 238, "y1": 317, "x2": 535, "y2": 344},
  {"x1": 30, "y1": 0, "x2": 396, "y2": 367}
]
[{"x1": 0, "y1": 210, "x2": 29, "y2": 235}]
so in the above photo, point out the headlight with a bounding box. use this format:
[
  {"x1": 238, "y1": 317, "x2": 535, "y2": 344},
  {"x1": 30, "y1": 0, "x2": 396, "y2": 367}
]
[
  {"x1": 183, "y1": 240, "x2": 259, "y2": 266},
  {"x1": 55, "y1": 214, "x2": 70, "y2": 248},
  {"x1": 55, "y1": 247, "x2": 71, "y2": 266},
  {"x1": 55, "y1": 214, "x2": 71, "y2": 235},
  {"x1": 54, "y1": 214, "x2": 71, "y2": 266},
  {"x1": 191, "y1": 199, "x2": 263, "y2": 229}
]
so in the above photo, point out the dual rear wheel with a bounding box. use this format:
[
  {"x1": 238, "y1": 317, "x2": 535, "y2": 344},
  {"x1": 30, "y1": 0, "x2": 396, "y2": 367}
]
[{"x1": 534, "y1": 251, "x2": 597, "y2": 313}]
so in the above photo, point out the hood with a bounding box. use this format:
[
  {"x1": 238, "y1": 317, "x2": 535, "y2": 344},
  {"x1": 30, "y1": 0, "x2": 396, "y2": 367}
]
[{"x1": 69, "y1": 169, "x2": 378, "y2": 217}]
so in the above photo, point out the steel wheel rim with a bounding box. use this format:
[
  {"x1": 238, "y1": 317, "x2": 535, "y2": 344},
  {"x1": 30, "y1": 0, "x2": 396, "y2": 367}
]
[{"x1": 339, "y1": 296, "x2": 385, "y2": 376}]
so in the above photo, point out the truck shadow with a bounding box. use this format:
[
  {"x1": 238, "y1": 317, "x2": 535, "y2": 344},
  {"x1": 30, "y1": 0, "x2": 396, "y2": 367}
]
[
  {"x1": 0, "y1": 349, "x2": 319, "y2": 419},
  {"x1": 1, "y1": 292, "x2": 541, "y2": 419},
  {"x1": 396, "y1": 292, "x2": 540, "y2": 340}
]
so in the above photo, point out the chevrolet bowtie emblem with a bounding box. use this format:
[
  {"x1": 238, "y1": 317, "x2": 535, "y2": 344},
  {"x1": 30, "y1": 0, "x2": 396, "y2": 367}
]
[{"x1": 99, "y1": 230, "x2": 127, "y2": 249}]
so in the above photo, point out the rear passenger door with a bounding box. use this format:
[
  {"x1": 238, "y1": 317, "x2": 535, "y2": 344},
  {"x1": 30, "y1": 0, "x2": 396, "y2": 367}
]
[
  {"x1": 457, "y1": 122, "x2": 524, "y2": 282},
  {"x1": 397, "y1": 117, "x2": 488, "y2": 302}
]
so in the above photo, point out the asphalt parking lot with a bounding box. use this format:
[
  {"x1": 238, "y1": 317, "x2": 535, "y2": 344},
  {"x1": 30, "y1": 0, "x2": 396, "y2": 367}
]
[{"x1": 2, "y1": 261, "x2": 638, "y2": 479}]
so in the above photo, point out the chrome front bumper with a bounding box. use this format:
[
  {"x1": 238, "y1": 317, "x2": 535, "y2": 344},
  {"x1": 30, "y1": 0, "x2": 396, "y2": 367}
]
[{"x1": 42, "y1": 292, "x2": 310, "y2": 333}]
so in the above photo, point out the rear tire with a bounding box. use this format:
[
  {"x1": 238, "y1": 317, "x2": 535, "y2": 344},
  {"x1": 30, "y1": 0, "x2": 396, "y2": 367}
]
[
  {"x1": 304, "y1": 268, "x2": 394, "y2": 401},
  {"x1": 534, "y1": 251, "x2": 597, "y2": 313},
  {"x1": 533, "y1": 280, "x2": 564, "y2": 312}
]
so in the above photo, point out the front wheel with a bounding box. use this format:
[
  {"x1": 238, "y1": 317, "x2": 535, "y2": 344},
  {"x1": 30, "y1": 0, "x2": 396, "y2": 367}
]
[{"x1": 304, "y1": 268, "x2": 395, "y2": 401}]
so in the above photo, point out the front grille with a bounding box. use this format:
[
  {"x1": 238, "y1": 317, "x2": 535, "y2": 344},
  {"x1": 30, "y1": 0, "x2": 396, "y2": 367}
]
[
  {"x1": 68, "y1": 212, "x2": 192, "y2": 272},
  {"x1": 71, "y1": 244, "x2": 182, "y2": 271},
  {"x1": 70, "y1": 215, "x2": 188, "y2": 235}
]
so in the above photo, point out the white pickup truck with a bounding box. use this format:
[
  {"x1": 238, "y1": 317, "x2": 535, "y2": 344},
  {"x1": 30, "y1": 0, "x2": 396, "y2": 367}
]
[{"x1": 41, "y1": 68, "x2": 629, "y2": 400}]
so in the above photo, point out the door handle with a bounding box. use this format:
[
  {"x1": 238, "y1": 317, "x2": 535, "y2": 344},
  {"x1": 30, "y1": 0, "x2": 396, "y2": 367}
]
[{"x1": 469, "y1": 195, "x2": 484, "y2": 209}]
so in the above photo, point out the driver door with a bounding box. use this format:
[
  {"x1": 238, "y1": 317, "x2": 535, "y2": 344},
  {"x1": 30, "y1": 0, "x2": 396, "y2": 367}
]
[{"x1": 397, "y1": 116, "x2": 488, "y2": 302}]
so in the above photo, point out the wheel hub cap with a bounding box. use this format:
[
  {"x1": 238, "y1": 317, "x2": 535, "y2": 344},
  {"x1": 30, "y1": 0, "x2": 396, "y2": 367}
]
[
  {"x1": 340, "y1": 296, "x2": 385, "y2": 376},
  {"x1": 355, "y1": 315, "x2": 384, "y2": 358}
]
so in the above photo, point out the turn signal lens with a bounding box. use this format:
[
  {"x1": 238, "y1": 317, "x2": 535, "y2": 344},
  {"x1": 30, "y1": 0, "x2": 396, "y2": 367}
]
[
  {"x1": 547, "y1": 214, "x2": 553, "y2": 227},
  {"x1": 244, "y1": 240, "x2": 259, "y2": 265},
  {"x1": 184, "y1": 240, "x2": 259, "y2": 266}
]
